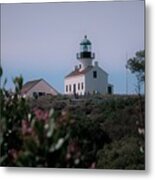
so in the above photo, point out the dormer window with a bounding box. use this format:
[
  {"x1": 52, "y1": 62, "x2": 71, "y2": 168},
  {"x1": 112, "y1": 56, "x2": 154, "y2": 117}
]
[{"x1": 93, "y1": 71, "x2": 97, "y2": 78}]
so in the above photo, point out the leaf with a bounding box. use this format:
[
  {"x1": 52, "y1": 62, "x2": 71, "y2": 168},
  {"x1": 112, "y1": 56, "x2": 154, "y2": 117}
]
[
  {"x1": 46, "y1": 118, "x2": 55, "y2": 138},
  {"x1": 0, "y1": 155, "x2": 7, "y2": 165},
  {"x1": 49, "y1": 133, "x2": 69, "y2": 152},
  {"x1": 49, "y1": 138, "x2": 64, "y2": 152},
  {"x1": 55, "y1": 138, "x2": 65, "y2": 150},
  {"x1": 31, "y1": 118, "x2": 36, "y2": 128},
  {"x1": 49, "y1": 108, "x2": 54, "y2": 117}
]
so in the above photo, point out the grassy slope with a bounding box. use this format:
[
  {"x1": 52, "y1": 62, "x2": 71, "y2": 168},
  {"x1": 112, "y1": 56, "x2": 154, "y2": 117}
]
[{"x1": 28, "y1": 94, "x2": 145, "y2": 169}]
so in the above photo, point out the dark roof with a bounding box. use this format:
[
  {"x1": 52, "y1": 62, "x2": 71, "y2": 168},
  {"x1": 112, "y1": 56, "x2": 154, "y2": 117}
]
[
  {"x1": 80, "y1": 35, "x2": 91, "y2": 46},
  {"x1": 21, "y1": 79, "x2": 42, "y2": 94},
  {"x1": 65, "y1": 66, "x2": 93, "y2": 78}
]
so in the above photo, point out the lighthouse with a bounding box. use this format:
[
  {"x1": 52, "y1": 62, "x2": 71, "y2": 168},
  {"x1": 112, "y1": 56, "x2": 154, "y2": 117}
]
[
  {"x1": 64, "y1": 35, "x2": 113, "y2": 95},
  {"x1": 76, "y1": 35, "x2": 95, "y2": 70}
]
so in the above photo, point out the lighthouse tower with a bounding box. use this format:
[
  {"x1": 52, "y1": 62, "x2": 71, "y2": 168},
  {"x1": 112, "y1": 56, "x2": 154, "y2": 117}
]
[
  {"x1": 77, "y1": 35, "x2": 95, "y2": 70},
  {"x1": 64, "y1": 35, "x2": 113, "y2": 95}
]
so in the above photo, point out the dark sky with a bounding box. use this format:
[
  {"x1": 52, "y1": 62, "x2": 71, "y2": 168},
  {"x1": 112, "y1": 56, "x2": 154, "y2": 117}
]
[{"x1": 1, "y1": 1, "x2": 144, "y2": 94}]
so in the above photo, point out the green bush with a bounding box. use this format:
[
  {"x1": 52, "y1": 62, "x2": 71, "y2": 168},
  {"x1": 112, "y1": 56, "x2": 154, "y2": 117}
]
[
  {"x1": 97, "y1": 137, "x2": 144, "y2": 169},
  {"x1": 0, "y1": 72, "x2": 69, "y2": 167},
  {"x1": 0, "y1": 68, "x2": 145, "y2": 169}
]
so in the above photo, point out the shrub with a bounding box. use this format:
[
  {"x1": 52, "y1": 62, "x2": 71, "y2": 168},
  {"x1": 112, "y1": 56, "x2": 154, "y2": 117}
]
[
  {"x1": 96, "y1": 136, "x2": 145, "y2": 169},
  {"x1": 0, "y1": 67, "x2": 145, "y2": 169},
  {"x1": 0, "y1": 72, "x2": 69, "y2": 167}
]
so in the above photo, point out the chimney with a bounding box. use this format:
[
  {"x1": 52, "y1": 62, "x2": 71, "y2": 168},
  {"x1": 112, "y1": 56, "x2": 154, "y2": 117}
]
[{"x1": 94, "y1": 61, "x2": 98, "y2": 66}]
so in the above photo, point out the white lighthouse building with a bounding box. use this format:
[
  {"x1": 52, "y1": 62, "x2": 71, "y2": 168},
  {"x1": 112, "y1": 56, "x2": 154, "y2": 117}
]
[{"x1": 64, "y1": 35, "x2": 113, "y2": 95}]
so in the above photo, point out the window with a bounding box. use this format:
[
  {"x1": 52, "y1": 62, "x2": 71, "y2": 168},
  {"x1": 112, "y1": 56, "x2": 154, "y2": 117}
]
[
  {"x1": 66, "y1": 85, "x2": 68, "y2": 92},
  {"x1": 93, "y1": 71, "x2": 97, "y2": 78},
  {"x1": 69, "y1": 85, "x2": 71, "y2": 92},
  {"x1": 93, "y1": 90, "x2": 98, "y2": 94},
  {"x1": 108, "y1": 86, "x2": 112, "y2": 94},
  {"x1": 33, "y1": 92, "x2": 38, "y2": 98},
  {"x1": 73, "y1": 84, "x2": 76, "y2": 93},
  {"x1": 81, "y1": 82, "x2": 84, "y2": 90},
  {"x1": 38, "y1": 92, "x2": 45, "y2": 96},
  {"x1": 78, "y1": 83, "x2": 80, "y2": 90}
]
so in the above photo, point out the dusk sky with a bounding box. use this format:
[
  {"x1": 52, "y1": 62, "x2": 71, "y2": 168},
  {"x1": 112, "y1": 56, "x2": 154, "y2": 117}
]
[{"x1": 1, "y1": 0, "x2": 144, "y2": 94}]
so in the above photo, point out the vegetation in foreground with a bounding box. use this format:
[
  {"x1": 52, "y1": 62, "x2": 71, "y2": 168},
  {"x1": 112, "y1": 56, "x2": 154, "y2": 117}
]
[{"x1": 0, "y1": 70, "x2": 145, "y2": 169}]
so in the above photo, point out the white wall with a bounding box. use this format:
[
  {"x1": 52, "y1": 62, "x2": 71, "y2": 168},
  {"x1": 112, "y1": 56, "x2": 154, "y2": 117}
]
[
  {"x1": 64, "y1": 65, "x2": 108, "y2": 95},
  {"x1": 78, "y1": 58, "x2": 93, "y2": 70},
  {"x1": 26, "y1": 80, "x2": 58, "y2": 97},
  {"x1": 64, "y1": 75, "x2": 85, "y2": 95},
  {"x1": 85, "y1": 66, "x2": 108, "y2": 94}
]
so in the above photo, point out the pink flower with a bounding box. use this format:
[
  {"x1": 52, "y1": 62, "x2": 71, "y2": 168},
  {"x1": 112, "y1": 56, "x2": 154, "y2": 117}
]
[
  {"x1": 90, "y1": 162, "x2": 96, "y2": 169},
  {"x1": 68, "y1": 143, "x2": 76, "y2": 153},
  {"x1": 8, "y1": 149, "x2": 18, "y2": 160},
  {"x1": 43, "y1": 112, "x2": 49, "y2": 121},
  {"x1": 34, "y1": 108, "x2": 49, "y2": 122},
  {"x1": 66, "y1": 153, "x2": 71, "y2": 160},
  {"x1": 34, "y1": 109, "x2": 44, "y2": 120},
  {"x1": 21, "y1": 120, "x2": 32, "y2": 135}
]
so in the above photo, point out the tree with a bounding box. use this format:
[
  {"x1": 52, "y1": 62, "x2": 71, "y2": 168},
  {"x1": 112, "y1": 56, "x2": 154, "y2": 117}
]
[{"x1": 127, "y1": 50, "x2": 145, "y2": 94}]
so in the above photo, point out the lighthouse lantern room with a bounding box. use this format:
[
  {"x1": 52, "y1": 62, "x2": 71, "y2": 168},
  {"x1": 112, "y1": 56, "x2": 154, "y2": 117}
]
[{"x1": 77, "y1": 35, "x2": 95, "y2": 70}]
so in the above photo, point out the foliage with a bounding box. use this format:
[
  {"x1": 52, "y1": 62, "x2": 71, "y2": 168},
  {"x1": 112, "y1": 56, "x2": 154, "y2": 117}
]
[
  {"x1": 0, "y1": 72, "x2": 69, "y2": 167},
  {"x1": 0, "y1": 69, "x2": 145, "y2": 169},
  {"x1": 97, "y1": 137, "x2": 144, "y2": 169},
  {"x1": 127, "y1": 50, "x2": 145, "y2": 94}
]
